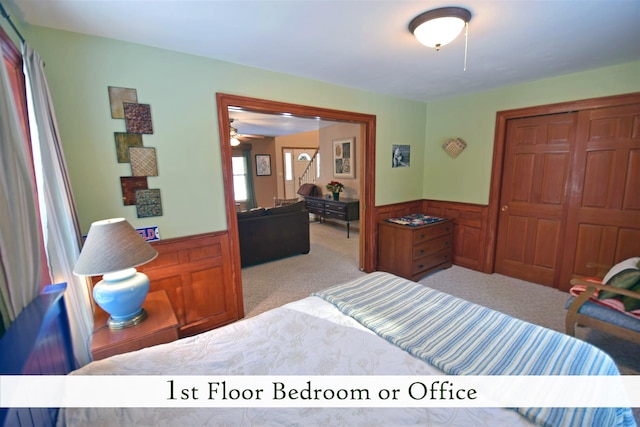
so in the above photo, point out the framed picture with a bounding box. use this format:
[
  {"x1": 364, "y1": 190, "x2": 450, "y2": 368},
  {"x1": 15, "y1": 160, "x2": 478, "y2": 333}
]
[
  {"x1": 392, "y1": 144, "x2": 410, "y2": 168},
  {"x1": 255, "y1": 154, "x2": 272, "y2": 176},
  {"x1": 333, "y1": 137, "x2": 355, "y2": 178}
]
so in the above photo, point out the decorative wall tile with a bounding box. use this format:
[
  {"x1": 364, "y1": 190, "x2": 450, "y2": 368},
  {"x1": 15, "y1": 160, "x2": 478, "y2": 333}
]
[
  {"x1": 124, "y1": 102, "x2": 153, "y2": 134},
  {"x1": 120, "y1": 176, "x2": 148, "y2": 205},
  {"x1": 135, "y1": 189, "x2": 162, "y2": 218},
  {"x1": 108, "y1": 86, "x2": 138, "y2": 119},
  {"x1": 114, "y1": 132, "x2": 143, "y2": 163},
  {"x1": 129, "y1": 146, "x2": 158, "y2": 176}
]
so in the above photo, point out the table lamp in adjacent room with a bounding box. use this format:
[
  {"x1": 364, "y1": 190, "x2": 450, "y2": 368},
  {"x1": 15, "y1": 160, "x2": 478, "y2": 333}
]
[{"x1": 74, "y1": 218, "x2": 158, "y2": 329}]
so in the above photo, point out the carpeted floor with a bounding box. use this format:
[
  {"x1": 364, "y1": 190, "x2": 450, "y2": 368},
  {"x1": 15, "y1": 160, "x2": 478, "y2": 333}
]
[{"x1": 241, "y1": 221, "x2": 640, "y2": 379}]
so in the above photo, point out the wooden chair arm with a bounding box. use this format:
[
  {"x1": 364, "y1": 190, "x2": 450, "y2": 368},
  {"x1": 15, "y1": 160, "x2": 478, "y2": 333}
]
[
  {"x1": 585, "y1": 262, "x2": 611, "y2": 279},
  {"x1": 570, "y1": 278, "x2": 640, "y2": 300}
]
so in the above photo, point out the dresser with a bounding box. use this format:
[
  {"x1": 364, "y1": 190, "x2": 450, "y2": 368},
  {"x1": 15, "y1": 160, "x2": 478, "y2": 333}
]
[
  {"x1": 377, "y1": 218, "x2": 453, "y2": 281},
  {"x1": 305, "y1": 196, "x2": 360, "y2": 238}
]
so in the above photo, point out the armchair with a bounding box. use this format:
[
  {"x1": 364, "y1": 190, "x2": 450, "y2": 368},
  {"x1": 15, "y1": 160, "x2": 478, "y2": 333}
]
[{"x1": 565, "y1": 261, "x2": 640, "y2": 345}]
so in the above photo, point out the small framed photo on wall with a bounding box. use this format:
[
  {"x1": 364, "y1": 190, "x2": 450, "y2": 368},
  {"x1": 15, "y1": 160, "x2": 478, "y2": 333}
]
[
  {"x1": 255, "y1": 154, "x2": 272, "y2": 176},
  {"x1": 392, "y1": 144, "x2": 410, "y2": 168},
  {"x1": 333, "y1": 137, "x2": 355, "y2": 178}
]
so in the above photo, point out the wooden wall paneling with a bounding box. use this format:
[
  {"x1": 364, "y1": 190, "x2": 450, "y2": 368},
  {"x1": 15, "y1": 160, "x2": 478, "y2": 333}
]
[
  {"x1": 139, "y1": 231, "x2": 238, "y2": 337},
  {"x1": 372, "y1": 201, "x2": 423, "y2": 268},
  {"x1": 424, "y1": 200, "x2": 488, "y2": 272},
  {"x1": 373, "y1": 200, "x2": 489, "y2": 273}
]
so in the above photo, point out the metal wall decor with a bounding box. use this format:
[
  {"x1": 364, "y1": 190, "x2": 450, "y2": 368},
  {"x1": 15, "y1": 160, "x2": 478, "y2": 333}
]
[{"x1": 108, "y1": 86, "x2": 162, "y2": 218}]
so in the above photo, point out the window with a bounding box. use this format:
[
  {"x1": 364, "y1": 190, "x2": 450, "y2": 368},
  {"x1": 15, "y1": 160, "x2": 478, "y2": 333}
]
[
  {"x1": 231, "y1": 156, "x2": 247, "y2": 201},
  {"x1": 284, "y1": 151, "x2": 293, "y2": 181},
  {"x1": 297, "y1": 152, "x2": 311, "y2": 161}
]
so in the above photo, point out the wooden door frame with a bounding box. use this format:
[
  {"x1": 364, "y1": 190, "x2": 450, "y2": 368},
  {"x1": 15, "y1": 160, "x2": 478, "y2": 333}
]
[
  {"x1": 486, "y1": 92, "x2": 640, "y2": 275},
  {"x1": 216, "y1": 93, "x2": 377, "y2": 317}
]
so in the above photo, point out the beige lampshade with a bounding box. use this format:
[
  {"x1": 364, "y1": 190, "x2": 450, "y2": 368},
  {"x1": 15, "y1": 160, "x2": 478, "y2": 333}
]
[{"x1": 73, "y1": 218, "x2": 158, "y2": 276}]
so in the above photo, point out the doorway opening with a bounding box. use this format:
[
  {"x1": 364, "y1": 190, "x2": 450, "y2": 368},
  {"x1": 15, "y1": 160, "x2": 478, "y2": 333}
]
[{"x1": 216, "y1": 93, "x2": 377, "y2": 317}]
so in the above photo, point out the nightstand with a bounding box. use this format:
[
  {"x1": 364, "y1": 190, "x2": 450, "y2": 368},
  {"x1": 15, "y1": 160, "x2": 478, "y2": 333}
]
[
  {"x1": 90, "y1": 290, "x2": 179, "y2": 361},
  {"x1": 378, "y1": 218, "x2": 453, "y2": 281}
]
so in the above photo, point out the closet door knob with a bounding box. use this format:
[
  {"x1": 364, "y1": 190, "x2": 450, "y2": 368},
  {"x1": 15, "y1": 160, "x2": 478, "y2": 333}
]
[{"x1": 501, "y1": 205, "x2": 509, "y2": 212}]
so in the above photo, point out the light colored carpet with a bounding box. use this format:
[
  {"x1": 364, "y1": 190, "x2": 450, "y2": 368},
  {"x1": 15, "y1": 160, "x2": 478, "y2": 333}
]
[{"x1": 241, "y1": 221, "x2": 640, "y2": 379}]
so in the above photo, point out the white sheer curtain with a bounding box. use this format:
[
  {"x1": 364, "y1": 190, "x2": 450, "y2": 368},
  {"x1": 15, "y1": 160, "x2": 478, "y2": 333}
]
[
  {"x1": 23, "y1": 43, "x2": 92, "y2": 366},
  {"x1": 0, "y1": 46, "x2": 42, "y2": 333}
]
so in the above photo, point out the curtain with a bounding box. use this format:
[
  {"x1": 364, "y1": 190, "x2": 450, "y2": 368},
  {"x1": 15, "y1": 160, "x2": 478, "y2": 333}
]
[
  {"x1": 243, "y1": 149, "x2": 257, "y2": 209},
  {"x1": 0, "y1": 46, "x2": 42, "y2": 334},
  {"x1": 23, "y1": 43, "x2": 92, "y2": 366}
]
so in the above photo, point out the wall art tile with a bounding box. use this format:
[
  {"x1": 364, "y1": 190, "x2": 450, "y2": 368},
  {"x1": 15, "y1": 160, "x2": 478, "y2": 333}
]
[
  {"x1": 123, "y1": 102, "x2": 153, "y2": 134},
  {"x1": 114, "y1": 132, "x2": 143, "y2": 163},
  {"x1": 108, "y1": 86, "x2": 138, "y2": 119},
  {"x1": 120, "y1": 176, "x2": 148, "y2": 205},
  {"x1": 135, "y1": 188, "x2": 162, "y2": 218},
  {"x1": 129, "y1": 146, "x2": 158, "y2": 176}
]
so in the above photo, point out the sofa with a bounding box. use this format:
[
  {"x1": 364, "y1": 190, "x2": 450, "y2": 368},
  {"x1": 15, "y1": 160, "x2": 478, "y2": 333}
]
[{"x1": 237, "y1": 201, "x2": 310, "y2": 267}]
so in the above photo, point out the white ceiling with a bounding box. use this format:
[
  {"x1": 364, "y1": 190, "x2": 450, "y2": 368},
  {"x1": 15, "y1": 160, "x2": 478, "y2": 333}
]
[{"x1": 6, "y1": 0, "x2": 640, "y2": 135}]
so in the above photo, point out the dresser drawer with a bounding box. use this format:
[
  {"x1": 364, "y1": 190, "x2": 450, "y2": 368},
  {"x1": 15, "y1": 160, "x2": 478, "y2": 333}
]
[
  {"x1": 324, "y1": 201, "x2": 348, "y2": 212},
  {"x1": 323, "y1": 210, "x2": 347, "y2": 220},
  {"x1": 412, "y1": 221, "x2": 452, "y2": 244},
  {"x1": 411, "y1": 249, "x2": 451, "y2": 275},
  {"x1": 412, "y1": 234, "x2": 451, "y2": 259},
  {"x1": 305, "y1": 199, "x2": 325, "y2": 210}
]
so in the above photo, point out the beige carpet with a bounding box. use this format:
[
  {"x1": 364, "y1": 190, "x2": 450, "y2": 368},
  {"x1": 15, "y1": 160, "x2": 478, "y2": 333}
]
[{"x1": 241, "y1": 221, "x2": 640, "y2": 379}]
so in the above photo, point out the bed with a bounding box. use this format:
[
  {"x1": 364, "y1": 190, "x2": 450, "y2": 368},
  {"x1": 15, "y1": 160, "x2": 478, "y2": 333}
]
[{"x1": 2, "y1": 273, "x2": 635, "y2": 427}]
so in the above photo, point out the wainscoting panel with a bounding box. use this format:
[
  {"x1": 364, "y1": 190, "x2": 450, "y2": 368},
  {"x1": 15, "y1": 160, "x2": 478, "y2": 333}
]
[
  {"x1": 423, "y1": 200, "x2": 489, "y2": 272},
  {"x1": 374, "y1": 200, "x2": 490, "y2": 273},
  {"x1": 139, "y1": 231, "x2": 238, "y2": 338}
]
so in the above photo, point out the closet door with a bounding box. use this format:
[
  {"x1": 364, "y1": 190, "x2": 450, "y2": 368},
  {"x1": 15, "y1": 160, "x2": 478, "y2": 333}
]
[
  {"x1": 495, "y1": 113, "x2": 577, "y2": 286},
  {"x1": 559, "y1": 102, "x2": 640, "y2": 290}
]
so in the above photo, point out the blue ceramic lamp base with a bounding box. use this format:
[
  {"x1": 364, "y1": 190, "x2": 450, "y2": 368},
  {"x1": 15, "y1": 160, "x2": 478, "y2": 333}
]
[{"x1": 93, "y1": 267, "x2": 150, "y2": 329}]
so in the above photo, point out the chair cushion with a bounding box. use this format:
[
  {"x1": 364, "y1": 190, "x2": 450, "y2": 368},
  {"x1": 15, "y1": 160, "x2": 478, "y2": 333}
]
[{"x1": 566, "y1": 297, "x2": 640, "y2": 333}]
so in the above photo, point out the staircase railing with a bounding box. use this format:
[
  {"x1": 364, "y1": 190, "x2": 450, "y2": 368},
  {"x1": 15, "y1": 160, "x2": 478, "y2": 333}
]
[{"x1": 298, "y1": 149, "x2": 319, "y2": 186}]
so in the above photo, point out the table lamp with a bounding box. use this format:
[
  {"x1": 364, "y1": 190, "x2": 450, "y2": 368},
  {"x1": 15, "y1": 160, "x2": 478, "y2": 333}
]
[{"x1": 73, "y1": 218, "x2": 158, "y2": 329}]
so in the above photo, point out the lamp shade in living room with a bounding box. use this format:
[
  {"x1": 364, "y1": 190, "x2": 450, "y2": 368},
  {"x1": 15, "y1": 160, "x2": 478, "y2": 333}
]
[{"x1": 74, "y1": 218, "x2": 158, "y2": 329}]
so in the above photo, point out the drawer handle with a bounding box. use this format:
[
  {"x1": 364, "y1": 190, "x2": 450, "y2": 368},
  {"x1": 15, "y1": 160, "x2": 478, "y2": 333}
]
[
  {"x1": 417, "y1": 264, "x2": 424, "y2": 269},
  {"x1": 444, "y1": 241, "x2": 449, "y2": 246},
  {"x1": 418, "y1": 249, "x2": 424, "y2": 255},
  {"x1": 445, "y1": 227, "x2": 450, "y2": 232},
  {"x1": 419, "y1": 234, "x2": 425, "y2": 239}
]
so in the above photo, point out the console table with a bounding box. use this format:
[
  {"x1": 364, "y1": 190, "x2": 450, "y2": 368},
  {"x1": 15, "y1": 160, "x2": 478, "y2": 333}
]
[{"x1": 305, "y1": 196, "x2": 360, "y2": 238}]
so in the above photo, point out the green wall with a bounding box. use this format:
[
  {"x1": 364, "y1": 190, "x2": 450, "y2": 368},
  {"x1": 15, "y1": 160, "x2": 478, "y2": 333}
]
[
  {"x1": 22, "y1": 26, "x2": 427, "y2": 238},
  {"x1": 423, "y1": 61, "x2": 640, "y2": 205},
  {"x1": 4, "y1": 17, "x2": 639, "y2": 238}
]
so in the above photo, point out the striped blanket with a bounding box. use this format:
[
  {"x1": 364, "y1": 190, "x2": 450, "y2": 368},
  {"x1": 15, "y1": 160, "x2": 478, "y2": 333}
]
[{"x1": 314, "y1": 272, "x2": 635, "y2": 427}]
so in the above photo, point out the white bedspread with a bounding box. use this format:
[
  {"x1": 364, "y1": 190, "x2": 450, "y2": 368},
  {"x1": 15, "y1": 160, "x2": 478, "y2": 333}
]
[{"x1": 62, "y1": 296, "x2": 534, "y2": 427}]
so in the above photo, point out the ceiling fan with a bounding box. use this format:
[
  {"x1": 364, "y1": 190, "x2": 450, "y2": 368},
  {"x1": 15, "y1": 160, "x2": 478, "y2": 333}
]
[{"x1": 229, "y1": 119, "x2": 264, "y2": 146}]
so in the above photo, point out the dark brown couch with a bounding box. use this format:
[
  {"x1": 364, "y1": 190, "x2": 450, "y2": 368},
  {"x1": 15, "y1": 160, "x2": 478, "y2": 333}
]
[{"x1": 237, "y1": 201, "x2": 310, "y2": 267}]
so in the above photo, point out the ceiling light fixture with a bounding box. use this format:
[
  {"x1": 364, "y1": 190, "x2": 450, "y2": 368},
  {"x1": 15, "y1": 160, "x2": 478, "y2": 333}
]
[{"x1": 409, "y1": 6, "x2": 472, "y2": 69}]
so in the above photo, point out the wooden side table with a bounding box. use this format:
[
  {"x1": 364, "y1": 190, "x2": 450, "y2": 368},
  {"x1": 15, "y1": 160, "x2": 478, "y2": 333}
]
[
  {"x1": 377, "y1": 218, "x2": 453, "y2": 281},
  {"x1": 90, "y1": 290, "x2": 179, "y2": 361}
]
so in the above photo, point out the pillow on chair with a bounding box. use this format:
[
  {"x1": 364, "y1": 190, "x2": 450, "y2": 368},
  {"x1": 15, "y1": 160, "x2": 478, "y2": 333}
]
[{"x1": 598, "y1": 257, "x2": 640, "y2": 308}]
